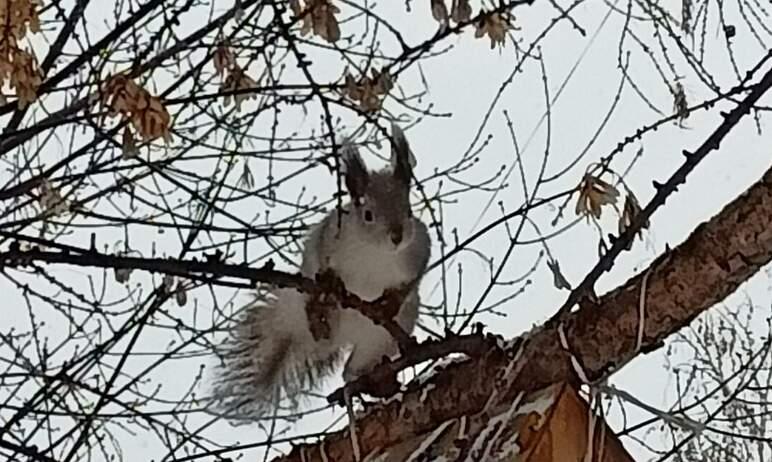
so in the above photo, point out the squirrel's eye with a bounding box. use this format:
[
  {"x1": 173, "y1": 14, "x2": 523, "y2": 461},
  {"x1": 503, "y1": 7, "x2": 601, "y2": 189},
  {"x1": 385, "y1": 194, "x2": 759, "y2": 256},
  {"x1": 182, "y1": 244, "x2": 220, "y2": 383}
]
[{"x1": 364, "y1": 210, "x2": 374, "y2": 222}]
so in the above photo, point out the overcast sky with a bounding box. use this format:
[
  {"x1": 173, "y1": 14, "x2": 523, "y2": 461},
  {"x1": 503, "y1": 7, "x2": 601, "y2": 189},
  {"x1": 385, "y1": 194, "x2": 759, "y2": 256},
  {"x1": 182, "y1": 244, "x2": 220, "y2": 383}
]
[{"x1": 3, "y1": 0, "x2": 772, "y2": 460}]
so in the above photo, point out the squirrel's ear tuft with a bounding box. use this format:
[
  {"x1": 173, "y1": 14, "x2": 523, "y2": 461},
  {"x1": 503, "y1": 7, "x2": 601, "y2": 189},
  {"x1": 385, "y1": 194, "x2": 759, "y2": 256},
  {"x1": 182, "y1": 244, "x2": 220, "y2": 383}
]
[
  {"x1": 341, "y1": 140, "x2": 369, "y2": 201},
  {"x1": 390, "y1": 123, "x2": 415, "y2": 187}
]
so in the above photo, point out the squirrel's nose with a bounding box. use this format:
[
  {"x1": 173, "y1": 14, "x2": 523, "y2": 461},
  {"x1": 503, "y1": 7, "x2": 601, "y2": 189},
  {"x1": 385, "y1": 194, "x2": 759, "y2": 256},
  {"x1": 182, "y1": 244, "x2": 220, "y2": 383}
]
[{"x1": 390, "y1": 227, "x2": 403, "y2": 245}]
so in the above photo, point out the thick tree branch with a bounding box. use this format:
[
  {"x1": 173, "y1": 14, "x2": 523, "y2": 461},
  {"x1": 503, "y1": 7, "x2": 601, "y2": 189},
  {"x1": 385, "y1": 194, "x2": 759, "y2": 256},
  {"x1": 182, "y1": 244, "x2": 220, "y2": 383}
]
[
  {"x1": 0, "y1": 239, "x2": 309, "y2": 290},
  {"x1": 554, "y1": 53, "x2": 772, "y2": 320},
  {"x1": 273, "y1": 139, "x2": 772, "y2": 461},
  {"x1": 0, "y1": 235, "x2": 422, "y2": 355}
]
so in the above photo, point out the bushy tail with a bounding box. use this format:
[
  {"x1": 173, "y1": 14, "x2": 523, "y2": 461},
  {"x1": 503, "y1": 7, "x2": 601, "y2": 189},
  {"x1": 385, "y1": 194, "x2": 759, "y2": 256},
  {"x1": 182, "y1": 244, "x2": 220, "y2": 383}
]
[{"x1": 207, "y1": 290, "x2": 341, "y2": 422}]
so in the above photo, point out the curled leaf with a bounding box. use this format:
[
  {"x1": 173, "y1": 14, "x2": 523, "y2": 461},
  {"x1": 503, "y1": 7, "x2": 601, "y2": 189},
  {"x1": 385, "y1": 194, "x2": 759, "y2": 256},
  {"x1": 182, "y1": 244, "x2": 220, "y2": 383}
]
[
  {"x1": 575, "y1": 174, "x2": 620, "y2": 219},
  {"x1": 221, "y1": 64, "x2": 258, "y2": 110},
  {"x1": 213, "y1": 41, "x2": 236, "y2": 76},
  {"x1": 8, "y1": 50, "x2": 42, "y2": 108},
  {"x1": 102, "y1": 75, "x2": 172, "y2": 143},
  {"x1": 138, "y1": 95, "x2": 171, "y2": 142},
  {"x1": 239, "y1": 160, "x2": 255, "y2": 190},
  {"x1": 618, "y1": 189, "x2": 648, "y2": 249},
  {"x1": 475, "y1": 11, "x2": 516, "y2": 49},
  {"x1": 122, "y1": 127, "x2": 138, "y2": 159},
  {"x1": 431, "y1": 0, "x2": 449, "y2": 26},
  {"x1": 163, "y1": 274, "x2": 175, "y2": 294},
  {"x1": 373, "y1": 67, "x2": 393, "y2": 94},
  {"x1": 38, "y1": 180, "x2": 68, "y2": 216},
  {"x1": 342, "y1": 68, "x2": 392, "y2": 112},
  {"x1": 175, "y1": 282, "x2": 188, "y2": 306},
  {"x1": 673, "y1": 81, "x2": 689, "y2": 126},
  {"x1": 114, "y1": 267, "x2": 132, "y2": 284},
  {"x1": 234, "y1": 0, "x2": 245, "y2": 21},
  {"x1": 289, "y1": 0, "x2": 302, "y2": 15},
  {"x1": 451, "y1": 0, "x2": 472, "y2": 23},
  {"x1": 294, "y1": 0, "x2": 341, "y2": 43},
  {"x1": 0, "y1": 0, "x2": 42, "y2": 108}
]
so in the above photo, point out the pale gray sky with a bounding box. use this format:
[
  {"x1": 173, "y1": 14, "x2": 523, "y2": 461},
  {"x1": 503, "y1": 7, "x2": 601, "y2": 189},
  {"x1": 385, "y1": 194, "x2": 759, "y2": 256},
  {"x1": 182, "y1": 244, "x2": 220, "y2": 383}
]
[{"x1": 2, "y1": 0, "x2": 771, "y2": 460}]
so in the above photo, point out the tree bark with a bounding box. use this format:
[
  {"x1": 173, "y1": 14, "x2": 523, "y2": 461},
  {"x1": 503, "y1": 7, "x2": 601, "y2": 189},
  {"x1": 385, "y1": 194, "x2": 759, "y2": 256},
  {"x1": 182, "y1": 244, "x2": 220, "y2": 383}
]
[{"x1": 277, "y1": 163, "x2": 772, "y2": 462}]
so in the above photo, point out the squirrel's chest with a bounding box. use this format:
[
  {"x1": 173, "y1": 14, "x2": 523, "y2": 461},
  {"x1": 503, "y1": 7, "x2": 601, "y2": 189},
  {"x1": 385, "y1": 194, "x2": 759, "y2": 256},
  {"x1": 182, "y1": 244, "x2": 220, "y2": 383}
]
[{"x1": 328, "y1": 240, "x2": 410, "y2": 301}]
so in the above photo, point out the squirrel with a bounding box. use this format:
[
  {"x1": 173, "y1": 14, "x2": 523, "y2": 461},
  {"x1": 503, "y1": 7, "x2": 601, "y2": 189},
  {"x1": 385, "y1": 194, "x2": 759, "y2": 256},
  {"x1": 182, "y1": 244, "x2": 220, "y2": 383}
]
[{"x1": 209, "y1": 124, "x2": 431, "y2": 421}]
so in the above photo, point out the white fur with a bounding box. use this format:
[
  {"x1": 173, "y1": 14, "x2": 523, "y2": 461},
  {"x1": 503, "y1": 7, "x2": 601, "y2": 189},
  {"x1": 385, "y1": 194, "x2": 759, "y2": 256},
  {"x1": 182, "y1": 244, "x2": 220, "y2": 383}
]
[
  {"x1": 211, "y1": 126, "x2": 430, "y2": 420},
  {"x1": 283, "y1": 216, "x2": 422, "y2": 380}
]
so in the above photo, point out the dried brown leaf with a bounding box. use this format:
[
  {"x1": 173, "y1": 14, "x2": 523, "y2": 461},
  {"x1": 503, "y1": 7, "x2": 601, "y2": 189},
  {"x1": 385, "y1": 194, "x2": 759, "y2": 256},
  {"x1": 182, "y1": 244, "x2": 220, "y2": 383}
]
[
  {"x1": 122, "y1": 127, "x2": 138, "y2": 159},
  {"x1": 475, "y1": 11, "x2": 516, "y2": 49},
  {"x1": 221, "y1": 64, "x2": 258, "y2": 110},
  {"x1": 114, "y1": 267, "x2": 132, "y2": 284},
  {"x1": 673, "y1": 81, "x2": 689, "y2": 126},
  {"x1": 294, "y1": 0, "x2": 341, "y2": 43},
  {"x1": 175, "y1": 282, "x2": 188, "y2": 306},
  {"x1": 102, "y1": 75, "x2": 172, "y2": 142},
  {"x1": 618, "y1": 189, "x2": 648, "y2": 249},
  {"x1": 289, "y1": 0, "x2": 302, "y2": 16},
  {"x1": 163, "y1": 274, "x2": 175, "y2": 294},
  {"x1": 431, "y1": 0, "x2": 449, "y2": 26},
  {"x1": 451, "y1": 0, "x2": 472, "y2": 23},
  {"x1": 342, "y1": 68, "x2": 391, "y2": 112},
  {"x1": 214, "y1": 42, "x2": 236, "y2": 76},
  {"x1": 38, "y1": 180, "x2": 68, "y2": 216},
  {"x1": 575, "y1": 174, "x2": 620, "y2": 219}
]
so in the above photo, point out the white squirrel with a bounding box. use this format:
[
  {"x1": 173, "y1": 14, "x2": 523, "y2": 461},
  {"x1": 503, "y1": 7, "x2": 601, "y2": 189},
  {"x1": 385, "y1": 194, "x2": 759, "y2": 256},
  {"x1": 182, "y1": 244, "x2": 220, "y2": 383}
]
[{"x1": 210, "y1": 124, "x2": 431, "y2": 420}]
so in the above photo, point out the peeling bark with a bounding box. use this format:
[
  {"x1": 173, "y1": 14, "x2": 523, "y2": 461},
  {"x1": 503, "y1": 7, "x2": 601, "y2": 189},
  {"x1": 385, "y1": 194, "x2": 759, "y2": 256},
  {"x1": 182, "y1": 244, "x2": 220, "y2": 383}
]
[{"x1": 277, "y1": 164, "x2": 772, "y2": 462}]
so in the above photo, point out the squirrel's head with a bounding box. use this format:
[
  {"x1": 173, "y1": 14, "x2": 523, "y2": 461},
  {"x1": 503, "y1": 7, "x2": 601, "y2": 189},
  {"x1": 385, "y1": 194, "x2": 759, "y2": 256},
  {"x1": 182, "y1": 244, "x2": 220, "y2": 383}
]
[{"x1": 341, "y1": 124, "x2": 417, "y2": 252}]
